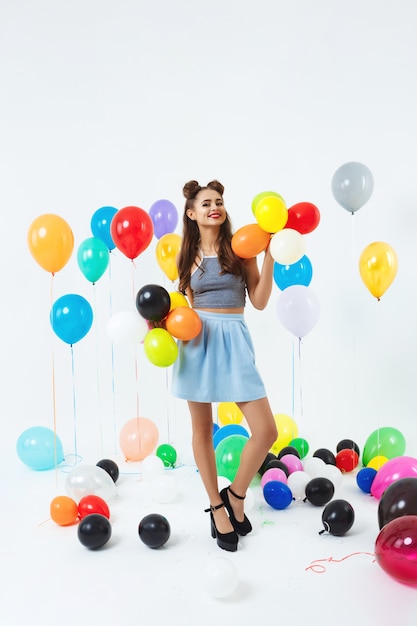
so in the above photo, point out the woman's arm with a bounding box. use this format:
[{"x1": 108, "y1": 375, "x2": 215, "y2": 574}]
[{"x1": 244, "y1": 248, "x2": 275, "y2": 310}]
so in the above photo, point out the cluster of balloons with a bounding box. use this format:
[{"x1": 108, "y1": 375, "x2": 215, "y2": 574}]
[
  {"x1": 331, "y1": 162, "x2": 398, "y2": 300},
  {"x1": 135, "y1": 283, "x2": 201, "y2": 367}
]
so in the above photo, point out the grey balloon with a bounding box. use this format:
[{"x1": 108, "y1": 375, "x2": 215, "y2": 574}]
[{"x1": 331, "y1": 161, "x2": 374, "y2": 213}]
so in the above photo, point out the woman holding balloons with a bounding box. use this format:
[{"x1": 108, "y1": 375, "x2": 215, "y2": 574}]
[{"x1": 172, "y1": 180, "x2": 277, "y2": 552}]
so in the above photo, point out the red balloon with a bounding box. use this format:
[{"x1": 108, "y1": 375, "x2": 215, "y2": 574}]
[
  {"x1": 78, "y1": 495, "x2": 110, "y2": 520},
  {"x1": 285, "y1": 202, "x2": 320, "y2": 235},
  {"x1": 375, "y1": 516, "x2": 417, "y2": 585},
  {"x1": 110, "y1": 206, "x2": 154, "y2": 259},
  {"x1": 335, "y1": 449, "x2": 359, "y2": 473}
]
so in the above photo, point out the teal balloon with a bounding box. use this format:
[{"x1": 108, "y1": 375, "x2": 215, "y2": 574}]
[
  {"x1": 90, "y1": 206, "x2": 118, "y2": 250},
  {"x1": 331, "y1": 161, "x2": 374, "y2": 213},
  {"x1": 213, "y1": 424, "x2": 249, "y2": 449},
  {"x1": 16, "y1": 426, "x2": 64, "y2": 470},
  {"x1": 273, "y1": 255, "x2": 313, "y2": 290},
  {"x1": 215, "y1": 434, "x2": 248, "y2": 481},
  {"x1": 77, "y1": 237, "x2": 110, "y2": 283},
  {"x1": 50, "y1": 294, "x2": 93, "y2": 345},
  {"x1": 362, "y1": 427, "x2": 406, "y2": 466}
]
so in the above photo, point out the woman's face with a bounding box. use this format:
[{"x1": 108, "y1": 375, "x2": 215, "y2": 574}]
[{"x1": 187, "y1": 188, "x2": 227, "y2": 228}]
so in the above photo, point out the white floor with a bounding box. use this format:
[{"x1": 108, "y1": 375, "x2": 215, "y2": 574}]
[{"x1": 4, "y1": 441, "x2": 417, "y2": 626}]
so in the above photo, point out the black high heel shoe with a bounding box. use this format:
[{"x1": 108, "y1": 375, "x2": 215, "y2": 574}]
[
  {"x1": 204, "y1": 502, "x2": 238, "y2": 552},
  {"x1": 220, "y1": 486, "x2": 252, "y2": 536}
]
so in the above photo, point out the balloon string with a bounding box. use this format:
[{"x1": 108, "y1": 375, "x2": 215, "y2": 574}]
[
  {"x1": 291, "y1": 339, "x2": 295, "y2": 421},
  {"x1": 70, "y1": 344, "x2": 78, "y2": 459},
  {"x1": 50, "y1": 274, "x2": 58, "y2": 487},
  {"x1": 350, "y1": 214, "x2": 358, "y2": 442},
  {"x1": 108, "y1": 253, "x2": 118, "y2": 454},
  {"x1": 92, "y1": 283, "x2": 104, "y2": 456},
  {"x1": 165, "y1": 368, "x2": 171, "y2": 443},
  {"x1": 305, "y1": 552, "x2": 375, "y2": 574},
  {"x1": 298, "y1": 337, "x2": 304, "y2": 427},
  {"x1": 131, "y1": 262, "x2": 140, "y2": 417}
]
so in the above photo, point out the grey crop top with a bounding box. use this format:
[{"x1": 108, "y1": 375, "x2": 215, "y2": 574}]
[{"x1": 190, "y1": 255, "x2": 246, "y2": 309}]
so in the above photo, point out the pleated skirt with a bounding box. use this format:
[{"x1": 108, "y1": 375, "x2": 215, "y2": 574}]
[{"x1": 171, "y1": 310, "x2": 266, "y2": 403}]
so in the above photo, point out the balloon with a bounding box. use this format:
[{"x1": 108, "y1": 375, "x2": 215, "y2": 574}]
[
  {"x1": 151, "y1": 474, "x2": 179, "y2": 503},
  {"x1": 278, "y1": 446, "x2": 300, "y2": 460},
  {"x1": 261, "y1": 467, "x2": 288, "y2": 489},
  {"x1": 287, "y1": 471, "x2": 310, "y2": 500},
  {"x1": 140, "y1": 455, "x2": 165, "y2": 481},
  {"x1": 215, "y1": 434, "x2": 248, "y2": 481},
  {"x1": 231, "y1": 223, "x2": 271, "y2": 258},
  {"x1": 289, "y1": 437, "x2": 309, "y2": 459},
  {"x1": 202, "y1": 556, "x2": 239, "y2": 598},
  {"x1": 320, "y1": 499, "x2": 355, "y2": 536},
  {"x1": 27, "y1": 214, "x2": 74, "y2": 274},
  {"x1": 270, "y1": 228, "x2": 306, "y2": 265},
  {"x1": 169, "y1": 291, "x2": 189, "y2": 310},
  {"x1": 255, "y1": 195, "x2": 288, "y2": 233},
  {"x1": 285, "y1": 202, "x2": 320, "y2": 234},
  {"x1": 304, "y1": 477, "x2": 335, "y2": 506},
  {"x1": 356, "y1": 467, "x2": 377, "y2": 494},
  {"x1": 90, "y1": 206, "x2": 118, "y2": 250},
  {"x1": 16, "y1": 426, "x2": 64, "y2": 470},
  {"x1": 50, "y1": 496, "x2": 79, "y2": 526},
  {"x1": 375, "y1": 516, "x2": 417, "y2": 584},
  {"x1": 165, "y1": 306, "x2": 202, "y2": 340},
  {"x1": 303, "y1": 456, "x2": 326, "y2": 478},
  {"x1": 320, "y1": 464, "x2": 343, "y2": 489},
  {"x1": 149, "y1": 199, "x2": 178, "y2": 239},
  {"x1": 119, "y1": 417, "x2": 159, "y2": 462},
  {"x1": 110, "y1": 206, "x2": 153, "y2": 259},
  {"x1": 367, "y1": 455, "x2": 389, "y2": 470},
  {"x1": 251, "y1": 191, "x2": 284, "y2": 216},
  {"x1": 359, "y1": 241, "x2": 398, "y2": 300},
  {"x1": 313, "y1": 448, "x2": 336, "y2": 465},
  {"x1": 273, "y1": 255, "x2": 313, "y2": 290},
  {"x1": 276, "y1": 285, "x2": 320, "y2": 338},
  {"x1": 78, "y1": 495, "x2": 110, "y2": 520},
  {"x1": 331, "y1": 161, "x2": 374, "y2": 213},
  {"x1": 335, "y1": 449, "x2": 359, "y2": 473},
  {"x1": 213, "y1": 424, "x2": 250, "y2": 449},
  {"x1": 265, "y1": 458, "x2": 290, "y2": 477},
  {"x1": 138, "y1": 513, "x2": 171, "y2": 548},
  {"x1": 106, "y1": 311, "x2": 148, "y2": 345},
  {"x1": 270, "y1": 414, "x2": 298, "y2": 455},
  {"x1": 259, "y1": 452, "x2": 277, "y2": 476},
  {"x1": 263, "y1": 481, "x2": 293, "y2": 510},
  {"x1": 362, "y1": 427, "x2": 406, "y2": 466},
  {"x1": 136, "y1": 284, "x2": 171, "y2": 322},
  {"x1": 78, "y1": 513, "x2": 112, "y2": 549},
  {"x1": 217, "y1": 402, "x2": 244, "y2": 426},
  {"x1": 50, "y1": 294, "x2": 93, "y2": 345},
  {"x1": 144, "y1": 328, "x2": 178, "y2": 367},
  {"x1": 156, "y1": 443, "x2": 177, "y2": 467},
  {"x1": 371, "y1": 456, "x2": 417, "y2": 500},
  {"x1": 77, "y1": 237, "x2": 109, "y2": 283},
  {"x1": 156, "y1": 233, "x2": 182, "y2": 281},
  {"x1": 378, "y1": 477, "x2": 417, "y2": 529},
  {"x1": 337, "y1": 439, "x2": 360, "y2": 456},
  {"x1": 280, "y1": 454, "x2": 303, "y2": 474},
  {"x1": 65, "y1": 465, "x2": 117, "y2": 502},
  {"x1": 96, "y1": 459, "x2": 119, "y2": 483}
]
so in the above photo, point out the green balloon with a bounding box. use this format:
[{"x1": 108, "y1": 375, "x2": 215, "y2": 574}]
[
  {"x1": 215, "y1": 434, "x2": 247, "y2": 481},
  {"x1": 156, "y1": 443, "x2": 177, "y2": 467},
  {"x1": 289, "y1": 437, "x2": 310, "y2": 459},
  {"x1": 362, "y1": 427, "x2": 406, "y2": 466},
  {"x1": 251, "y1": 190, "x2": 284, "y2": 216},
  {"x1": 77, "y1": 237, "x2": 109, "y2": 283},
  {"x1": 144, "y1": 328, "x2": 178, "y2": 367}
]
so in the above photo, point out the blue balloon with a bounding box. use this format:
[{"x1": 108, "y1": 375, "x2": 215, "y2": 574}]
[
  {"x1": 273, "y1": 255, "x2": 313, "y2": 290},
  {"x1": 51, "y1": 294, "x2": 93, "y2": 345},
  {"x1": 212, "y1": 423, "x2": 220, "y2": 436},
  {"x1": 213, "y1": 424, "x2": 249, "y2": 449},
  {"x1": 91, "y1": 206, "x2": 118, "y2": 250},
  {"x1": 263, "y1": 480, "x2": 293, "y2": 510},
  {"x1": 356, "y1": 467, "x2": 377, "y2": 493},
  {"x1": 16, "y1": 426, "x2": 64, "y2": 470}
]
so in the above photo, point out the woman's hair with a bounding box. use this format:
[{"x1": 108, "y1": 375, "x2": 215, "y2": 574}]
[{"x1": 177, "y1": 180, "x2": 245, "y2": 294}]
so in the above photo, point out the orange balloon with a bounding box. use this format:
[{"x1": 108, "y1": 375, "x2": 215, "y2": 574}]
[
  {"x1": 231, "y1": 223, "x2": 270, "y2": 259},
  {"x1": 50, "y1": 495, "x2": 79, "y2": 526},
  {"x1": 27, "y1": 214, "x2": 74, "y2": 274},
  {"x1": 156, "y1": 233, "x2": 182, "y2": 281},
  {"x1": 165, "y1": 306, "x2": 202, "y2": 340},
  {"x1": 119, "y1": 417, "x2": 159, "y2": 462}
]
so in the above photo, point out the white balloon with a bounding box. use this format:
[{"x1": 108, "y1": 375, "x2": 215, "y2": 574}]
[
  {"x1": 320, "y1": 463, "x2": 343, "y2": 488},
  {"x1": 303, "y1": 456, "x2": 326, "y2": 478},
  {"x1": 141, "y1": 455, "x2": 165, "y2": 481},
  {"x1": 106, "y1": 311, "x2": 148, "y2": 345},
  {"x1": 287, "y1": 470, "x2": 310, "y2": 499},
  {"x1": 202, "y1": 557, "x2": 239, "y2": 598},
  {"x1": 270, "y1": 228, "x2": 306, "y2": 265},
  {"x1": 151, "y1": 474, "x2": 178, "y2": 503},
  {"x1": 65, "y1": 464, "x2": 117, "y2": 502}
]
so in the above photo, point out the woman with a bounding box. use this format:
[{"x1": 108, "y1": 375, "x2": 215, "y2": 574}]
[{"x1": 172, "y1": 179, "x2": 277, "y2": 551}]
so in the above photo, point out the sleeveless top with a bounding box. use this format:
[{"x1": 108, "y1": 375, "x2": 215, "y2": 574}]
[{"x1": 190, "y1": 255, "x2": 246, "y2": 309}]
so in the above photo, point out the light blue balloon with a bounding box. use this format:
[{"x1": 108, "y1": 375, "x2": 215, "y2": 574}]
[
  {"x1": 273, "y1": 255, "x2": 313, "y2": 290},
  {"x1": 91, "y1": 206, "x2": 118, "y2": 250},
  {"x1": 331, "y1": 161, "x2": 374, "y2": 213},
  {"x1": 50, "y1": 294, "x2": 93, "y2": 345},
  {"x1": 16, "y1": 426, "x2": 64, "y2": 470},
  {"x1": 213, "y1": 424, "x2": 249, "y2": 449}
]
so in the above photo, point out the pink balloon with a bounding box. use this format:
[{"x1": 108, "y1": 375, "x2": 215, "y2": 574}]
[
  {"x1": 375, "y1": 516, "x2": 417, "y2": 585},
  {"x1": 280, "y1": 454, "x2": 303, "y2": 474},
  {"x1": 261, "y1": 467, "x2": 287, "y2": 489},
  {"x1": 370, "y1": 456, "x2": 417, "y2": 499}
]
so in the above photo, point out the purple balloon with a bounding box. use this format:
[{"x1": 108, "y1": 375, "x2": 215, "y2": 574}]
[
  {"x1": 149, "y1": 199, "x2": 178, "y2": 239},
  {"x1": 371, "y1": 456, "x2": 417, "y2": 499},
  {"x1": 276, "y1": 285, "x2": 320, "y2": 338}
]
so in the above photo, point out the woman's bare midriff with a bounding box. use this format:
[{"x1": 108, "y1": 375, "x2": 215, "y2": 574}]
[{"x1": 194, "y1": 307, "x2": 244, "y2": 314}]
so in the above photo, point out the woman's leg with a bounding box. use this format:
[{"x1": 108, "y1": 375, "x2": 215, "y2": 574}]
[{"x1": 188, "y1": 400, "x2": 234, "y2": 535}]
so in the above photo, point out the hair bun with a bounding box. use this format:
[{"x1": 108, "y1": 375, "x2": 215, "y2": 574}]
[
  {"x1": 207, "y1": 180, "x2": 224, "y2": 196},
  {"x1": 183, "y1": 180, "x2": 201, "y2": 199}
]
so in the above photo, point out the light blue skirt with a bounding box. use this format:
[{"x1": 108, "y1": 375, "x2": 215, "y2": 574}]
[{"x1": 171, "y1": 310, "x2": 267, "y2": 403}]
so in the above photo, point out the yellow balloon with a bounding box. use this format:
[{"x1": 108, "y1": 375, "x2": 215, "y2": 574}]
[
  {"x1": 218, "y1": 402, "x2": 244, "y2": 426},
  {"x1": 359, "y1": 242, "x2": 398, "y2": 300},
  {"x1": 169, "y1": 291, "x2": 189, "y2": 311},
  {"x1": 251, "y1": 191, "x2": 284, "y2": 216},
  {"x1": 156, "y1": 233, "x2": 182, "y2": 281},
  {"x1": 270, "y1": 413, "x2": 298, "y2": 455},
  {"x1": 27, "y1": 214, "x2": 74, "y2": 274},
  {"x1": 255, "y1": 196, "x2": 288, "y2": 233},
  {"x1": 367, "y1": 455, "x2": 389, "y2": 470}
]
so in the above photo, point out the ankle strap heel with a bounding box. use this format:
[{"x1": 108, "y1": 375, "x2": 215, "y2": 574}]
[
  {"x1": 220, "y1": 486, "x2": 253, "y2": 536},
  {"x1": 204, "y1": 501, "x2": 238, "y2": 552}
]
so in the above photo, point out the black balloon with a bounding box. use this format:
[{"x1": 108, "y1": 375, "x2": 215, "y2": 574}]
[
  {"x1": 138, "y1": 513, "x2": 171, "y2": 549},
  {"x1": 313, "y1": 448, "x2": 336, "y2": 465},
  {"x1": 278, "y1": 446, "x2": 300, "y2": 460},
  {"x1": 96, "y1": 458, "x2": 119, "y2": 483},
  {"x1": 378, "y1": 477, "x2": 417, "y2": 530},
  {"x1": 78, "y1": 514, "x2": 112, "y2": 549},
  {"x1": 304, "y1": 477, "x2": 335, "y2": 506},
  {"x1": 136, "y1": 284, "x2": 171, "y2": 322},
  {"x1": 336, "y1": 439, "x2": 360, "y2": 457},
  {"x1": 265, "y1": 458, "x2": 290, "y2": 477},
  {"x1": 258, "y1": 452, "x2": 276, "y2": 476},
  {"x1": 320, "y1": 499, "x2": 355, "y2": 536}
]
